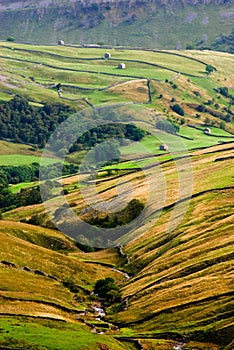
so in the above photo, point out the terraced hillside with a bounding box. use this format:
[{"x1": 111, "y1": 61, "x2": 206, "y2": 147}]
[
  {"x1": 0, "y1": 43, "x2": 233, "y2": 349},
  {"x1": 1, "y1": 140, "x2": 233, "y2": 349}
]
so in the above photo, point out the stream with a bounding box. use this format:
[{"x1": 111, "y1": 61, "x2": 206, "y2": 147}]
[
  {"x1": 173, "y1": 343, "x2": 186, "y2": 350},
  {"x1": 111, "y1": 267, "x2": 131, "y2": 280}
]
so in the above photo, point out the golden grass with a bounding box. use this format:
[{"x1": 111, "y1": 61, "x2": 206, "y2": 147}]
[
  {"x1": 0, "y1": 141, "x2": 41, "y2": 156},
  {"x1": 0, "y1": 231, "x2": 124, "y2": 288},
  {"x1": 0, "y1": 220, "x2": 77, "y2": 251},
  {"x1": 107, "y1": 188, "x2": 233, "y2": 334}
]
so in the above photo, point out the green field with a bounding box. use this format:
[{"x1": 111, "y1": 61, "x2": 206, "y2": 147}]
[
  {"x1": 0, "y1": 154, "x2": 58, "y2": 166},
  {"x1": 0, "y1": 317, "x2": 128, "y2": 350},
  {"x1": 1, "y1": 42, "x2": 233, "y2": 136}
]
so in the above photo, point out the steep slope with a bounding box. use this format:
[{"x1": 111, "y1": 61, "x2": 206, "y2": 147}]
[
  {"x1": 2, "y1": 141, "x2": 233, "y2": 348},
  {"x1": 0, "y1": 0, "x2": 233, "y2": 50},
  {"x1": 0, "y1": 221, "x2": 132, "y2": 349}
]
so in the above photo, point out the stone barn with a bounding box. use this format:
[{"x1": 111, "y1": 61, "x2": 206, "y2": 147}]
[
  {"x1": 159, "y1": 144, "x2": 169, "y2": 151},
  {"x1": 118, "y1": 63, "x2": 126, "y2": 69},
  {"x1": 104, "y1": 52, "x2": 111, "y2": 59},
  {"x1": 204, "y1": 127, "x2": 211, "y2": 134}
]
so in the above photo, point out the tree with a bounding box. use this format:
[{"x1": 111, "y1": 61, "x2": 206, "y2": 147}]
[
  {"x1": 94, "y1": 277, "x2": 121, "y2": 303},
  {"x1": 6, "y1": 36, "x2": 15, "y2": 42},
  {"x1": 186, "y1": 44, "x2": 195, "y2": 50},
  {"x1": 219, "y1": 121, "x2": 226, "y2": 130},
  {"x1": 206, "y1": 65, "x2": 216, "y2": 75},
  {"x1": 171, "y1": 104, "x2": 185, "y2": 116}
]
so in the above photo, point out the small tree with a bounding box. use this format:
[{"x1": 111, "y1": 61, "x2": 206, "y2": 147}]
[
  {"x1": 6, "y1": 36, "x2": 15, "y2": 42},
  {"x1": 171, "y1": 104, "x2": 185, "y2": 116},
  {"x1": 206, "y1": 65, "x2": 215, "y2": 75},
  {"x1": 186, "y1": 44, "x2": 195, "y2": 50},
  {"x1": 219, "y1": 121, "x2": 226, "y2": 130},
  {"x1": 94, "y1": 277, "x2": 121, "y2": 303}
]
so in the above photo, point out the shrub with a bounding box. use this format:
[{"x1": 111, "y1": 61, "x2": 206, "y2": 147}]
[
  {"x1": 170, "y1": 104, "x2": 185, "y2": 116},
  {"x1": 206, "y1": 64, "x2": 216, "y2": 74},
  {"x1": 62, "y1": 278, "x2": 79, "y2": 293},
  {"x1": 6, "y1": 36, "x2": 15, "y2": 42}
]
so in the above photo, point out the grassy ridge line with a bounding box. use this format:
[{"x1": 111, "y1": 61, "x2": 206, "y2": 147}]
[
  {"x1": 0, "y1": 219, "x2": 77, "y2": 252},
  {"x1": 0, "y1": 46, "x2": 208, "y2": 79},
  {"x1": 1, "y1": 42, "x2": 211, "y2": 66},
  {"x1": 58, "y1": 78, "x2": 147, "y2": 92},
  {"x1": 0, "y1": 229, "x2": 123, "y2": 288},
  {"x1": 101, "y1": 141, "x2": 234, "y2": 173},
  {"x1": 0, "y1": 43, "x2": 209, "y2": 77},
  {"x1": 0, "y1": 313, "x2": 67, "y2": 322},
  {"x1": 0, "y1": 54, "x2": 150, "y2": 80}
]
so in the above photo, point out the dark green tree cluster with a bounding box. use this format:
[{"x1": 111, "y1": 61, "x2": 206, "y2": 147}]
[
  {"x1": 196, "y1": 104, "x2": 233, "y2": 122},
  {"x1": 216, "y1": 86, "x2": 233, "y2": 100},
  {"x1": 0, "y1": 96, "x2": 75, "y2": 147},
  {"x1": 88, "y1": 198, "x2": 144, "y2": 228},
  {"x1": 0, "y1": 162, "x2": 80, "y2": 213},
  {"x1": 39, "y1": 163, "x2": 79, "y2": 180},
  {"x1": 0, "y1": 163, "x2": 39, "y2": 184},
  {"x1": 210, "y1": 29, "x2": 234, "y2": 54},
  {"x1": 93, "y1": 140, "x2": 120, "y2": 163},
  {"x1": 170, "y1": 104, "x2": 185, "y2": 116},
  {"x1": 0, "y1": 185, "x2": 42, "y2": 212},
  {"x1": 94, "y1": 277, "x2": 121, "y2": 303},
  {"x1": 0, "y1": 96, "x2": 146, "y2": 150},
  {"x1": 0, "y1": 162, "x2": 79, "y2": 185},
  {"x1": 70, "y1": 123, "x2": 146, "y2": 151},
  {"x1": 205, "y1": 65, "x2": 216, "y2": 74}
]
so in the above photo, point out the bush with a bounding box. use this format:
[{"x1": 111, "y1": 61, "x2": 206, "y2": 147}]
[
  {"x1": 206, "y1": 64, "x2": 216, "y2": 74},
  {"x1": 88, "y1": 198, "x2": 144, "y2": 228},
  {"x1": 171, "y1": 104, "x2": 185, "y2": 116},
  {"x1": 62, "y1": 278, "x2": 79, "y2": 293},
  {"x1": 6, "y1": 36, "x2": 15, "y2": 42}
]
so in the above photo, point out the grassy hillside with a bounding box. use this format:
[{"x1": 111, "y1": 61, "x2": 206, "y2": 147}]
[
  {"x1": 0, "y1": 42, "x2": 233, "y2": 134},
  {"x1": 1, "y1": 140, "x2": 233, "y2": 349},
  {"x1": 0, "y1": 43, "x2": 233, "y2": 349},
  {"x1": 0, "y1": 221, "x2": 134, "y2": 349}
]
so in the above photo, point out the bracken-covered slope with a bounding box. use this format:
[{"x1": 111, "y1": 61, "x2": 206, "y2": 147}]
[{"x1": 0, "y1": 0, "x2": 233, "y2": 50}]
